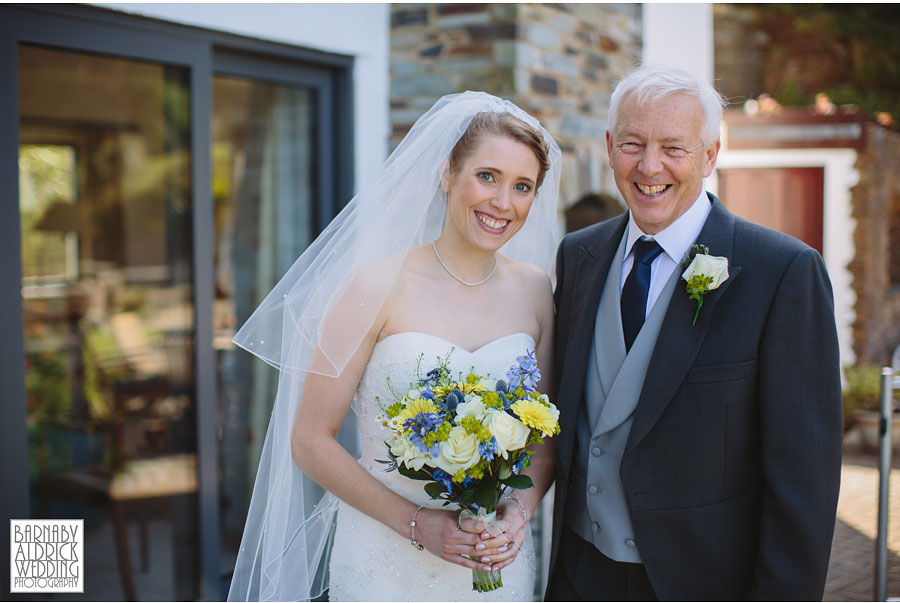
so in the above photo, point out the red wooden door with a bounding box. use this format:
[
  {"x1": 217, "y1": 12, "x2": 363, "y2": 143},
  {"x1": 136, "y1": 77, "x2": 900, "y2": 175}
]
[{"x1": 717, "y1": 167, "x2": 824, "y2": 254}]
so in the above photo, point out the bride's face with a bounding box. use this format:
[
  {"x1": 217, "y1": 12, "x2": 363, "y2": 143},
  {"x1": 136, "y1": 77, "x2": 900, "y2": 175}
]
[{"x1": 441, "y1": 134, "x2": 540, "y2": 252}]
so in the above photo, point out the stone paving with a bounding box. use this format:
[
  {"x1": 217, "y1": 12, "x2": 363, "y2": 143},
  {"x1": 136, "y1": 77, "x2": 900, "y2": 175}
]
[{"x1": 825, "y1": 450, "x2": 900, "y2": 602}]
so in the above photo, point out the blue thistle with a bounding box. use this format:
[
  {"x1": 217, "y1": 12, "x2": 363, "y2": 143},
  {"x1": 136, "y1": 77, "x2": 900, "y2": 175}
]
[{"x1": 444, "y1": 388, "x2": 464, "y2": 414}]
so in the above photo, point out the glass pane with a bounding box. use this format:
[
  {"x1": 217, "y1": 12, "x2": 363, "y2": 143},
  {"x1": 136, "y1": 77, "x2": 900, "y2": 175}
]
[
  {"x1": 211, "y1": 75, "x2": 317, "y2": 582},
  {"x1": 19, "y1": 44, "x2": 198, "y2": 601}
]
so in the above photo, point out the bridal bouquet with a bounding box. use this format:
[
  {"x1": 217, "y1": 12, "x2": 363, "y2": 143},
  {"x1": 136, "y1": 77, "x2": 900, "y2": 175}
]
[{"x1": 377, "y1": 348, "x2": 560, "y2": 592}]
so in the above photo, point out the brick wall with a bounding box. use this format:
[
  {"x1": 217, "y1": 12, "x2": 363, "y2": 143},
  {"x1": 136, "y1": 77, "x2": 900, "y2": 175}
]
[
  {"x1": 849, "y1": 124, "x2": 900, "y2": 365},
  {"x1": 389, "y1": 3, "x2": 641, "y2": 212}
]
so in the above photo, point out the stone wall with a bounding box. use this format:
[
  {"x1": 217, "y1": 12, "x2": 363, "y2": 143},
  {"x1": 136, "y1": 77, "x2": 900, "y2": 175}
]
[
  {"x1": 848, "y1": 123, "x2": 900, "y2": 365},
  {"x1": 713, "y1": 4, "x2": 769, "y2": 104},
  {"x1": 389, "y1": 3, "x2": 642, "y2": 215}
]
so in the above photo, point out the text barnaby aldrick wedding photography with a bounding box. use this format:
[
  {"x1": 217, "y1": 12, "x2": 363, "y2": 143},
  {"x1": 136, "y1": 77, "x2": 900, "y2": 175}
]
[{"x1": 10, "y1": 519, "x2": 83, "y2": 593}]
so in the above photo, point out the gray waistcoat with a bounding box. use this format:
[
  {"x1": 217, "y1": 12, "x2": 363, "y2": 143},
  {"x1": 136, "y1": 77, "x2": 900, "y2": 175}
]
[{"x1": 566, "y1": 231, "x2": 681, "y2": 562}]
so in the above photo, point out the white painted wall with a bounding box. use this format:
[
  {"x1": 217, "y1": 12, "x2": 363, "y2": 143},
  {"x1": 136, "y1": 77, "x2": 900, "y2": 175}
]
[
  {"x1": 98, "y1": 3, "x2": 390, "y2": 195},
  {"x1": 642, "y1": 3, "x2": 714, "y2": 85}
]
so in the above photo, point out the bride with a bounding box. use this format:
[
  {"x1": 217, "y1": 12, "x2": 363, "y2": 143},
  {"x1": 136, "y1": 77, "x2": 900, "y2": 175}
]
[{"x1": 228, "y1": 92, "x2": 561, "y2": 602}]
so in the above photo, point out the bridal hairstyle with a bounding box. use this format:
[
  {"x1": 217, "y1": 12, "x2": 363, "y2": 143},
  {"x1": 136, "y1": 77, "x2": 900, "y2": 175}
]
[
  {"x1": 228, "y1": 92, "x2": 561, "y2": 601},
  {"x1": 606, "y1": 64, "x2": 727, "y2": 147},
  {"x1": 449, "y1": 112, "x2": 551, "y2": 188}
]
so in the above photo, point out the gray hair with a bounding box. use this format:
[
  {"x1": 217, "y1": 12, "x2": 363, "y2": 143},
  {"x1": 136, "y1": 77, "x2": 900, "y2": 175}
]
[{"x1": 607, "y1": 64, "x2": 727, "y2": 147}]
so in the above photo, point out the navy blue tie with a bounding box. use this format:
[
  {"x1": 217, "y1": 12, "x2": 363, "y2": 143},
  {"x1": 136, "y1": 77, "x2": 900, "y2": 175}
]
[{"x1": 621, "y1": 237, "x2": 663, "y2": 353}]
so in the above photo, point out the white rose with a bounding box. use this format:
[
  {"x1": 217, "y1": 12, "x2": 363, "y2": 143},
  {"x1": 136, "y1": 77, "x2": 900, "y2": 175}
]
[
  {"x1": 389, "y1": 435, "x2": 432, "y2": 471},
  {"x1": 481, "y1": 379, "x2": 497, "y2": 392},
  {"x1": 682, "y1": 254, "x2": 729, "y2": 290},
  {"x1": 435, "y1": 426, "x2": 481, "y2": 475},
  {"x1": 484, "y1": 408, "x2": 530, "y2": 459},
  {"x1": 456, "y1": 397, "x2": 486, "y2": 420}
]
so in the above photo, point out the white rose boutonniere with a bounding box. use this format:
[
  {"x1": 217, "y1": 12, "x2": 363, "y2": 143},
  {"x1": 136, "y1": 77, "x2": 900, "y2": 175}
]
[{"x1": 681, "y1": 244, "x2": 729, "y2": 326}]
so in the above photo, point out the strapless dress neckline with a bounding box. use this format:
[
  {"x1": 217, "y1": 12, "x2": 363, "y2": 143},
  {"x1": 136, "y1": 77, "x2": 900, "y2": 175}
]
[{"x1": 374, "y1": 331, "x2": 535, "y2": 356}]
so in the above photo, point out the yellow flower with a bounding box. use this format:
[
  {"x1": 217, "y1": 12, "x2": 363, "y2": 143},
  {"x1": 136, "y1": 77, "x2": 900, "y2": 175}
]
[
  {"x1": 396, "y1": 397, "x2": 438, "y2": 426},
  {"x1": 432, "y1": 384, "x2": 456, "y2": 398},
  {"x1": 511, "y1": 399, "x2": 559, "y2": 438}
]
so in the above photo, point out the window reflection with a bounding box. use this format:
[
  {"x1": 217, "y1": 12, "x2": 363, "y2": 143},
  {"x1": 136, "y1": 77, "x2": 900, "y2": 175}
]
[
  {"x1": 211, "y1": 75, "x2": 317, "y2": 577},
  {"x1": 19, "y1": 44, "x2": 198, "y2": 601}
]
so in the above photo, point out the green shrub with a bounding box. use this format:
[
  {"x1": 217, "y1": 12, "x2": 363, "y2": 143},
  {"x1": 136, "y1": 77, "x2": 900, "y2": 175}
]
[{"x1": 843, "y1": 364, "x2": 895, "y2": 428}]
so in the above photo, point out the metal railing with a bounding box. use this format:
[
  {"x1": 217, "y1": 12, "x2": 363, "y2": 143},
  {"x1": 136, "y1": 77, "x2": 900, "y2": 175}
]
[{"x1": 875, "y1": 345, "x2": 900, "y2": 601}]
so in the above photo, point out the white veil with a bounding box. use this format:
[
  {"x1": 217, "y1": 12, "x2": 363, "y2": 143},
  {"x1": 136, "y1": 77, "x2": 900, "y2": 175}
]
[{"x1": 227, "y1": 91, "x2": 562, "y2": 602}]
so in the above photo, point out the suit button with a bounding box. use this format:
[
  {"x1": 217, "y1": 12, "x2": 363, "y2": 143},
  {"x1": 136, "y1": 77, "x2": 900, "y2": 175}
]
[
  {"x1": 625, "y1": 538, "x2": 636, "y2": 548},
  {"x1": 588, "y1": 484, "x2": 598, "y2": 495},
  {"x1": 592, "y1": 522, "x2": 600, "y2": 533},
  {"x1": 590, "y1": 446, "x2": 604, "y2": 457}
]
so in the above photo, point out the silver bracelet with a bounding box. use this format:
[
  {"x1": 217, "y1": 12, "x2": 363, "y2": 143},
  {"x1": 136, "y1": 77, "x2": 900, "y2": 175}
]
[
  {"x1": 409, "y1": 505, "x2": 425, "y2": 550},
  {"x1": 503, "y1": 496, "x2": 528, "y2": 523}
]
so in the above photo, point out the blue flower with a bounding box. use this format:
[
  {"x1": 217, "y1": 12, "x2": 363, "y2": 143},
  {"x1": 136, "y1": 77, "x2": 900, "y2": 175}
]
[
  {"x1": 403, "y1": 412, "x2": 443, "y2": 456},
  {"x1": 495, "y1": 380, "x2": 509, "y2": 394},
  {"x1": 506, "y1": 349, "x2": 541, "y2": 393},
  {"x1": 433, "y1": 468, "x2": 454, "y2": 494},
  {"x1": 420, "y1": 367, "x2": 442, "y2": 386},
  {"x1": 444, "y1": 388, "x2": 464, "y2": 414},
  {"x1": 478, "y1": 437, "x2": 498, "y2": 461},
  {"x1": 420, "y1": 386, "x2": 434, "y2": 400}
]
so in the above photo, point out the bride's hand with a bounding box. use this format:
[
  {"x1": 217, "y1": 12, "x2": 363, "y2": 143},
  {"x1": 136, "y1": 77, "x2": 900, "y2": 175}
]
[
  {"x1": 459, "y1": 501, "x2": 527, "y2": 572},
  {"x1": 413, "y1": 508, "x2": 495, "y2": 571}
]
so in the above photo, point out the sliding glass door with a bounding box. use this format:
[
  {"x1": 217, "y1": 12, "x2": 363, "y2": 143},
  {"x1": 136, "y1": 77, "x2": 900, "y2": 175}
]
[
  {"x1": 1, "y1": 5, "x2": 353, "y2": 600},
  {"x1": 211, "y1": 73, "x2": 318, "y2": 579},
  {"x1": 18, "y1": 43, "x2": 199, "y2": 601}
]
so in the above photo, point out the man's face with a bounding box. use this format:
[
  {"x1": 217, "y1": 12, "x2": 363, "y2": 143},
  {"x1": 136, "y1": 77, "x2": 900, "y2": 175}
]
[{"x1": 606, "y1": 92, "x2": 720, "y2": 235}]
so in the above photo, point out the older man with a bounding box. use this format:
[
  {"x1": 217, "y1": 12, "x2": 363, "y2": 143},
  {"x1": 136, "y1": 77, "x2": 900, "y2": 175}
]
[{"x1": 546, "y1": 65, "x2": 842, "y2": 600}]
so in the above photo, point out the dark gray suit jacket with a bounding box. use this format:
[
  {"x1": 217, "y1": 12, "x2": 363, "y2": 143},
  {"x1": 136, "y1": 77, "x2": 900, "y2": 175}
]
[{"x1": 547, "y1": 194, "x2": 842, "y2": 600}]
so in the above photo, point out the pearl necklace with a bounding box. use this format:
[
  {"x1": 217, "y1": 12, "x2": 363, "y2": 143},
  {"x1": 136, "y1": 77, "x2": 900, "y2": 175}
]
[{"x1": 431, "y1": 242, "x2": 497, "y2": 287}]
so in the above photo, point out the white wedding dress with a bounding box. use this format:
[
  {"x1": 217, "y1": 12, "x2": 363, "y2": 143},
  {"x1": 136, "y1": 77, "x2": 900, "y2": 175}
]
[{"x1": 328, "y1": 331, "x2": 538, "y2": 602}]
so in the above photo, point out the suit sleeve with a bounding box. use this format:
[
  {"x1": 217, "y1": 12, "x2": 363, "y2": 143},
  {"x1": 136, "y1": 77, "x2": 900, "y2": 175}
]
[{"x1": 749, "y1": 247, "x2": 843, "y2": 599}]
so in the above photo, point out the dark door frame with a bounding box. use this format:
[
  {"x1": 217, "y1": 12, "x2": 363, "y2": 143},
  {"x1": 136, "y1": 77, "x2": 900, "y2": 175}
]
[{"x1": 0, "y1": 5, "x2": 353, "y2": 599}]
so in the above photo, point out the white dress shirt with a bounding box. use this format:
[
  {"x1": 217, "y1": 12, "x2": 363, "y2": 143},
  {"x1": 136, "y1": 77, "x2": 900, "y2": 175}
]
[{"x1": 619, "y1": 190, "x2": 712, "y2": 319}]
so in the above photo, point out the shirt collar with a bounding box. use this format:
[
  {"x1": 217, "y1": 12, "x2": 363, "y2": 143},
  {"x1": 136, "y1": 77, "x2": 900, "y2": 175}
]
[{"x1": 624, "y1": 189, "x2": 712, "y2": 264}]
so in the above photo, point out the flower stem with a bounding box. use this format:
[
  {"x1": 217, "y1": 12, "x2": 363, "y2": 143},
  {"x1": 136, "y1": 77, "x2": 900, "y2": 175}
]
[{"x1": 692, "y1": 296, "x2": 703, "y2": 326}]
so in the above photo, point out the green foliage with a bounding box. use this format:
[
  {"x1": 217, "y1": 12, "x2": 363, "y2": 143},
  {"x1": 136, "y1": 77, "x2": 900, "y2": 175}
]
[
  {"x1": 474, "y1": 479, "x2": 498, "y2": 510},
  {"x1": 398, "y1": 464, "x2": 433, "y2": 482},
  {"x1": 424, "y1": 482, "x2": 446, "y2": 500},
  {"x1": 841, "y1": 364, "x2": 897, "y2": 426},
  {"x1": 501, "y1": 474, "x2": 534, "y2": 490},
  {"x1": 681, "y1": 244, "x2": 710, "y2": 269},
  {"x1": 751, "y1": 3, "x2": 900, "y2": 127},
  {"x1": 686, "y1": 275, "x2": 714, "y2": 302}
]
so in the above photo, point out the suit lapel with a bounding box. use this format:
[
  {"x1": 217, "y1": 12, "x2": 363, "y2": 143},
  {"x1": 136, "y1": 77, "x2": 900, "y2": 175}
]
[
  {"x1": 625, "y1": 195, "x2": 743, "y2": 455},
  {"x1": 556, "y1": 215, "x2": 627, "y2": 473}
]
